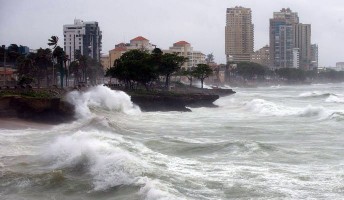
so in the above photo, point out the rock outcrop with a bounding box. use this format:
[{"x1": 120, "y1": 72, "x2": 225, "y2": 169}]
[
  {"x1": 129, "y1": 92, "x2": 220, "y2": 112},
  {"x1": 0, "y1": 96, "x2": 75, "y2": 124}
]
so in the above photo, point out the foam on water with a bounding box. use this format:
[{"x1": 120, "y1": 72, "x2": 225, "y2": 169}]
[
  {"x1": 2, "y1": 83, "x2": 344, "y2": 200},
  {"x1": 66, "y1": 85, "x2": 141, "y2": 119},
  {"x1": 325, "y1": 95, "x2": 344, "y2": 103},
  {"x1": 245, "y1": 99, "x2": 326, "y2": 118},
  {"x1": 298, "y1": 91, "x2": 333, "y2": 98},
  {"x1": 42, "y1": 129, "x2": 182, "y2": 199}
]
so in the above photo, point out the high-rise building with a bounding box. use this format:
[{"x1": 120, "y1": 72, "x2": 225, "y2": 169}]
[
  {"x1": 63, "y1": 19, "x2": 102, "y2": 64},
  {"x1": 270, "y1": 8, "x2": 299, "y2": 69},
  {"x1": 292, "y1": 48, "x2": 300, "y2": 68},
  {"x1": 294, "y1": 23, "x2": 311, "y2": 70},
  {"x1": 270, "y1": 8, "x2": 313, "y2": 70},
  {"x1": 310, "y1": 44, "x2": 319, "y2": 70},
  {"x1": 225, "y1": 6, "x2": 254, "y2": 63}
]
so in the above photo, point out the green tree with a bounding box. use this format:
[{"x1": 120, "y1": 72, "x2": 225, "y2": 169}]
[
  {"x1": 232, "y1": 62, "x2": 267, "y2": 80},
  {"x1": 106, "y1": 50, "x2": 158, "y2": 90},
  {"x1": 69, "y1": 61, "x2": 81, "y2": 86},
  {"x1": 275, "y1": 68, "x2": 306, "y2": 82},
  {"x1": 35, "y1": 48, "x2": 53, "y2": 87},
  {"x1": 47, "y1": 36, "x2": 59, "y2": 49},
  {"x1": 16, "y1": 54, "x2": 37, "y2": 86},
  {"x1": 179, "y1": 67, "x2": 195, "y2": 87},
  {"x1": 78, "y1": 55, "x2": 88, "y2": 84},
  {"x1": 48, "y1": 36, "x2": 59, "y2": 85},
  {"x1": 86, "y1": 57, "x2": 104, "y2": 85},
  {"x1": 193, "y1": 64, "x2": 213, "y2": 89},
  {"x1": 159, "y1": 53, "x2": 187, "y2": 89},
  {"x1": 205, "y1": 53, "x2": 214, "y2": 64},
  {"x1": 52, "y1": 46, "x2": 65, "y2": 88}
]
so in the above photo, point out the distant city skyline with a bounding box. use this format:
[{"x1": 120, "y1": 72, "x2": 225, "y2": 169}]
[{"x1": 0, "y1": 0, "x2": 343, "y2": 67}]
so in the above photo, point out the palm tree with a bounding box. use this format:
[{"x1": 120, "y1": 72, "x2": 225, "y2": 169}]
[
  {"x1": 69, "y1": 61, "x2": 81, "y2": 86},
  {"x1": 47, "y1": 36, "x2": 59, "y2": 49},
  {"x1": 63, "y1": 54, "x2": 69, "y2": 87},
  {"x1": 53, "y1": 46, "x2": 65, "y2": 88},
  {"x1": 78, "y1": 55, "x2": 88, "y2": 84},
  {"x1": 48, "y1": 36, "x2": 59, "y2": 85}
]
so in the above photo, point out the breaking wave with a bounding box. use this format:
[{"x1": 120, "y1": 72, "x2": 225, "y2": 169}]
[
  {"x1": 325, "y1": 95, "x2": 344, "y2": 103},
  {"x1": 326, "y1": 112, "x2": 344, "y2": 121},
  {"x1": 66, "y1": 85, "x2": 141, "y2": 118},
  {"x1": 43, "y1": 130, "x2": 181, "y2": 199},
  {"x1": 245, "y1": 99, "x2": 326, "y2": 117},
  {"x1": 298, "y1": 91, "x2": 334, "y2": 98}
]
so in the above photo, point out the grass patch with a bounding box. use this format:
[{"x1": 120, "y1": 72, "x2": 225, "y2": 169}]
[{"x1": 0, "y1": 90, "x2": 55, "y2": 98}]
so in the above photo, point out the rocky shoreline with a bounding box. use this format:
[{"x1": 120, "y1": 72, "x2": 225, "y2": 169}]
[
  {"x1": 0, "y1": 86, "x2": 236, "y2": 123},
  {"x1": 129, "y1": 92, "x2": 220, "y2": 112},
  {"x1": 112, "y1": 85, "x2": 236, "y2": 112},
  {"x1": 0, "y1": 95, "x2": 75, "y2": 124}
]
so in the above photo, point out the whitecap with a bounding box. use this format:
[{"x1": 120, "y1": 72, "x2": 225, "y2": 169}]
[{"x1": 66, "y1": 85, "x2": 141, "y2": 119}]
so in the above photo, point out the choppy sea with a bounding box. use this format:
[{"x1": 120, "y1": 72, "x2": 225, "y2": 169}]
[{"x1": 0, "y1": 83, "x2": 343, "y2": 200}]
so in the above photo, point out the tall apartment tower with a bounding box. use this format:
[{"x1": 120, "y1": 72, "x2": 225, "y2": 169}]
[
  {"x1": 310, "y1": 44, "x2": 319, "y2": 70},
  {"x1": 269, "y1": 8, "x2": 299, "y2": 69},
  {"x1": 225, "y1": 6, "x2": 254, "y2": 63},
  {"x1": 294, "y1": 23, "x2": 311, "y2": 70},
  {"x1": 63, "y1": 19, "x2": 102, "y2": 64}
]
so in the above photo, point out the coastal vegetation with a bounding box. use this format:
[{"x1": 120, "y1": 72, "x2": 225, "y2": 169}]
[
  {"x1": 106, "y1": 48, "x2": 215, "y2": 91},
  {"x1": 0, "y1": 89, "x2": 56, "y2": 98},
  {"x1": 226, "y1": 61, "x2": 344, "y2": 84},
  {"x1": 0, "y1": 36, "x2": 104, "y2": 89}
]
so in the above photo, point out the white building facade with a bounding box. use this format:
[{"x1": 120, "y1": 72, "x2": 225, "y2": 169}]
[
  {"x1": 63, "y1": 19, "x2": 102, "y2": 63},
  {"x1": 292, "y1": 48, "x2": 300, "y2": 68},
  {"x1": 164, "y1": 41, "x2": 206, "y2": 69}
]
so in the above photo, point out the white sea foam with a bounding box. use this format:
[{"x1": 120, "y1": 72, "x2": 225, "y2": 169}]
[
  {"x1": 66, "y1": 85, "x2": 141, "y2": 118},
  {"x1": 43, "y1": 130, "x2": 180, "y2": 199},
  {"x1": 298, "y1": 91, "x2": 332, "y2": 98},
  {"x1": 298, "y1": 105, "x2": 326, "y2": 117},
  {"x1": 325, "y1": 95, "x2": 344, "y2": 103},
  {"x1": 245, "y1": 99, "x2": 326, "y2": 118},
  {"x1": 245, "y1": 99, "x2": 293, "y2": 116},
  {"x1": 270, "y1": 85, "x2": 281, "y2": 88},
  {"x1": 193, "y1": 81, "x2": 212, "y2": 89}
]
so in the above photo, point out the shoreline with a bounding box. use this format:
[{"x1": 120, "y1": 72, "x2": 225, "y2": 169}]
[{"x1": 0, "y1": 85, "x2": 236, "y2": 124}]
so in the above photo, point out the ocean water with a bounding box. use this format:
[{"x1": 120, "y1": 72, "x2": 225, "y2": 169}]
[{"x1": 0, "y1": 83, "x2": 344, "y2": 200}]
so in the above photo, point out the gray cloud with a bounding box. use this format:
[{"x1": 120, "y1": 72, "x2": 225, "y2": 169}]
[{"x1": 0, "y1": 0, "x2": 343, "y2": 66}]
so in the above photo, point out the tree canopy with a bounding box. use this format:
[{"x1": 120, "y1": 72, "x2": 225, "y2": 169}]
[
  {"x1": 193, "y1": 64, "x2": 213, "y2": 88},
  {"x1": 230, "y1": 62, "x2": 268, "y2": 80},
  {"x1": 106, "y1": 49, "x2": 187, "y2": 90},
  {"x1": 275, "y1": 68, "x2": 306, "y2": 82},
  {"x1": 106, "y1": 49, "x2": 159, "y2": 90}
]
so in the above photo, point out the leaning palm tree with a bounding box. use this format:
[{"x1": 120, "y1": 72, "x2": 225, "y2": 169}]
[
  {"x1": 48, "y1": 36, "x2": 59, "y2": 85},
  {"x1": 47, "y1": 36, "x2": 59, "y2": 49}
]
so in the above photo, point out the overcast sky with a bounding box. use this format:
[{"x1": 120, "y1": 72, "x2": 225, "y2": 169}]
[{"x1": 0, "y1": 0, "x2": 343, "y2": 66}]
